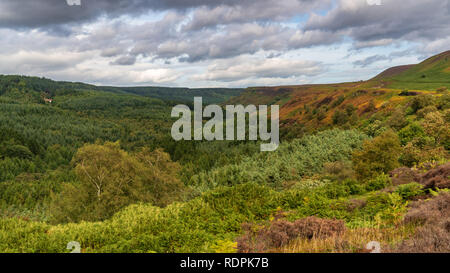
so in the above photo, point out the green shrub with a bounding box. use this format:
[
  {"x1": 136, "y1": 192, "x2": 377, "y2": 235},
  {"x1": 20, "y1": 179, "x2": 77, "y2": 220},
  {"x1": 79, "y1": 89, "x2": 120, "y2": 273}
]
[
  {"x1": 2, "y1": 145, "x2": 34, "y2": 160},
  {"x1": 410, "y1": 95, "x2": 435, "y2": 113},
  {"x1": 365, "y1": 174, "x2": 391, "y2": 192},
  {"x1": 352, "y1": 130, "x2": 401, "y2": 180},
  {"x1": 398, "y1": 123, "x2": 425, "y2": 145},
  {"x1": 395, "y1": 183, "x2": 424, "y2": 200}
]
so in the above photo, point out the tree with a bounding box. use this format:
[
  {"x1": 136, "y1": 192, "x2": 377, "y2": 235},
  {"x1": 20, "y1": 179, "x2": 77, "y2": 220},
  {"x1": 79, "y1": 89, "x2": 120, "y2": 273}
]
[
  {"x1": 332, "y1": 110, "x2": 348, "y2": 125},
  {"x1": 2, "y1": 145, "x2": 33, "y2": 160},
  {"x1": 387, "y1": 108, "x2": 408, "y2": 130},
  {"x1": 422, "y1": 111, "x2": 449, "y2": 149},
  {"x1": 398, "y1": 122, "x2": 425, "y2": 145},
  {"x1": 352, "y1": 130, "x2": 401, "y2": 180},
  {"x1": 410, "y1": 94, "x2": 434, "y2": 113},
  {"x1": 50, "y1": 142, "x2": 184, "y2": 223}
]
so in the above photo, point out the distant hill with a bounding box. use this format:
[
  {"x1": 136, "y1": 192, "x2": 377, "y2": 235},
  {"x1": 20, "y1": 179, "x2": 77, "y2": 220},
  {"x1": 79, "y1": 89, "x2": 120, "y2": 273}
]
[
  {"x1": 98, "y1": 86, "x2": 243, "y2": 104},
  {"x1": 372, "y1": 65, "x2": 416, "y2": 80},
  {"x1": 371, "y1": 50, "x2": 450, "y2": 90},
  {"x1": 0, "y1": 75, "x2": 244, "y2": 105}
]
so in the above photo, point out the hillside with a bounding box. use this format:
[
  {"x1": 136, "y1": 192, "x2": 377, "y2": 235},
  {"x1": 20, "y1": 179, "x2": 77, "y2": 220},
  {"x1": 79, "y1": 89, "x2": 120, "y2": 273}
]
[
  {"x1": 229, "y1": 51, "x2": 450, "y2": 137},
  {"x1": 372, "y1": 50, "x2": 450, "y2": 90},
  {"x1": 0, "y1": 75, "x2": 244, "y2": 105}
]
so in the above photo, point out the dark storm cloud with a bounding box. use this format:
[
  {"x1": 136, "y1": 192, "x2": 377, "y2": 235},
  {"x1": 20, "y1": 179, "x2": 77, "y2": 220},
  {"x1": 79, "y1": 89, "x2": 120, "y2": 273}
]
[
  {"x1": 0, "y1": 0, "x2": 325, "y2": 30},
  {"x1": 305, "y1": 0, "x2": 450, "y2": 45},
  {"x1": 0, "y1": 0, "x2": 214, "y2": 29}
]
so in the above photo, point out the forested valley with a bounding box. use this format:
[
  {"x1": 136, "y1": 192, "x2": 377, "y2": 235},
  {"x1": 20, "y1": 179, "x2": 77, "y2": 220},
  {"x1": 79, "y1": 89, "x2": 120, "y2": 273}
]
[{"x1": 0, "y1": 51, "x2": 449, "y2": 253}]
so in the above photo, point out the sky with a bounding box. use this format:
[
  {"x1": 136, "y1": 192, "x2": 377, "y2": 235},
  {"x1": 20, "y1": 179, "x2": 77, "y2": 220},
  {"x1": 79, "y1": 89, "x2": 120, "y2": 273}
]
[{"x1": 0, "y1": 0, "x2": 449, "y2": 88}]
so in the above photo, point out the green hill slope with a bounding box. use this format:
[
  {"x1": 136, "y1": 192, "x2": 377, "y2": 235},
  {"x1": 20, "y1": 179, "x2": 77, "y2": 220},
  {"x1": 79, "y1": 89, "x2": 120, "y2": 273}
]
[{"x1": 372, "y1": 50, "x2": 450, "y2": 90}]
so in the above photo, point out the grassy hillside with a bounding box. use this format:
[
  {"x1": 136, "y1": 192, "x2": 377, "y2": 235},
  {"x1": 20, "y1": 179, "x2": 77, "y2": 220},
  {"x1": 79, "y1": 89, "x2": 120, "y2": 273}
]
[{"x1": 372, "y1": 50, "x2": 450, "y2": 90}]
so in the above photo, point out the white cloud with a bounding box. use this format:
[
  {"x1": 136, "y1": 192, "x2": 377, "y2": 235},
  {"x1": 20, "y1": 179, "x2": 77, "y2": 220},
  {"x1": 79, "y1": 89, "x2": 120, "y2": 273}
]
[{"x1": 192, "y1": 56, "x2": 322, "y2": 82}]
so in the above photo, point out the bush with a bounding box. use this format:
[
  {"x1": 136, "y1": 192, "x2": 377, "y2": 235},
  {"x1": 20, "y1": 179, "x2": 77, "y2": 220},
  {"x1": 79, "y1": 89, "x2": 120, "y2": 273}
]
[
  {"x1": 352, "y1": 130, "x2": 401, "y2": 180},
  {"x1": 395, "y1": 183, "x2": 424, "y2": 200},
  {"x1": 331, "y1": 95, "x2": 345, "y2": 108},
  {"x1": 387, "y1": 108, "x2": 409, "y2": 130},
  {"x1": 394, "y1": 193, "x2": 450, "y2": 253},
  {"x1": 398, "y1": 123, "x2": 425, "y2": 145},
  {"x1": 332, "y1": 110, "x2": 349, "y2": 125},
  {"x1": 422, "y1": 111, "x2": 449, "y2": 147},
  {"x1": 364, "y1": 120, "x2": 386, "y2": 137},
  {"x1": 365, "y1": 174, "x2": 391, "y2": 192},
  {"x1": 410, "y1": 95, "x2": 435, "y2": 113},
  {"x1": 2, "y1": 145, "x2": 34, "y2": 160},
  {"x1": 436, "y1": 87, "x2": 448, "y2": 93},
  {"x1": 237, "y1": 217, "x2": 346, "y2": 253},
  {"x1": 322, "y1": 161, "x2": 355, "y2": 181},
  {"x1": 416, "y1": 105, "x2": 438, "y2": 118}
]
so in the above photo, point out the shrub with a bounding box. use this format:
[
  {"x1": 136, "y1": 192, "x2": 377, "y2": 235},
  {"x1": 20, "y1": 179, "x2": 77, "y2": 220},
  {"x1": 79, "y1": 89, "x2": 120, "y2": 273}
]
[
  {"x1": 394, "y1": 192, "x2": 450, "y2": 253},
  {"x1": 437, "y1": 94, "x2": 450, "y2": 110},
  {"x1": 332, "y1": 110, "x2": 349, "y2": 125},
  {"x1": 395, "y1": 183, "x2": 424, "y2": 200},
  {"x1": 436, "y1": 87, "x2": 448, "y2": 93},
  {"x1": 420, "y1": 163, "x2": 450, "y2": 190},
  {"x1": 387, "y1": 108, "x2": 409, "y2": 130},
  {"x1": 399, "y1": 138, "x2": 445, "y2": 167},
  {"x1": 416, "y1": 105, "x2": 438, "y2": 118},
  {"x1": 422, "y1": 111, "x2": 449, "y2": 147},
  {"x1": 410, "y1": 95, "x2": 435, "y2": 113},
  {"x1": 237, "y1": 217, "x2": 346, "y2": 253},
  {"x1": 364, "y1": 120, "x2": 386, "y2": 137},
  {"x1": 2, "y1": 145, "x2": 34, "y2": 160},
  {"x1": 331, "y1": 95, "x2": 345, "y2": 108},
  {"x1": 365, "y1": 174, "x2": 391, "y2": 192},
  {"x1": 362, "y1": 100, "x2": 376, "y2": 114},
  {"x1": 323, "y1": 161, "x2": 355, "y2": 181},
  {"x1": 398, "y1": 123, "x2": 425, "y2": 146},
  {"x1": 352, "y1": 130, "x2": 401, "y2": 180}
]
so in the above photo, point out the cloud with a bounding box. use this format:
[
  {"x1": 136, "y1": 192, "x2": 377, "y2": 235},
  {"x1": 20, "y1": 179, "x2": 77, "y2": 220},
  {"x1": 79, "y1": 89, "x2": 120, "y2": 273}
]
[
  {"x1": 354, "y1": 39, "x2": 394, "y2": 49},
  {"x1": 192, "y1": 57, "x2": 323, "y2": 82},
  {"x1": 0, "y1": 50, "x2": 90, "y2": 73},
  {"x1": 305, "y1": 0, "x2": 450, "y2": 47},
  {"x1": 0, "y1": 0, "x2": 329, "y2": 30},
  {"x1": 183, "y1": 0, "x2": 331, "y2": 31},
  {"x1": 79, "y1": 20, "x2": 340, "y2": 64},
  {"x1": 111, "y1": 55, "x2": 137, "y2": 66},
  {"x1": 353, "y1": 54, "x2": 389, "y2": 67}
]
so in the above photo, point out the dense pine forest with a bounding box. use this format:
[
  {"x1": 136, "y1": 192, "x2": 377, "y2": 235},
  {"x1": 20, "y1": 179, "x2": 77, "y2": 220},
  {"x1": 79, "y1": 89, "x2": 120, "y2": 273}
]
[{"x1": 0, "y1": 51, "x2": 449, "y2": 253}]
